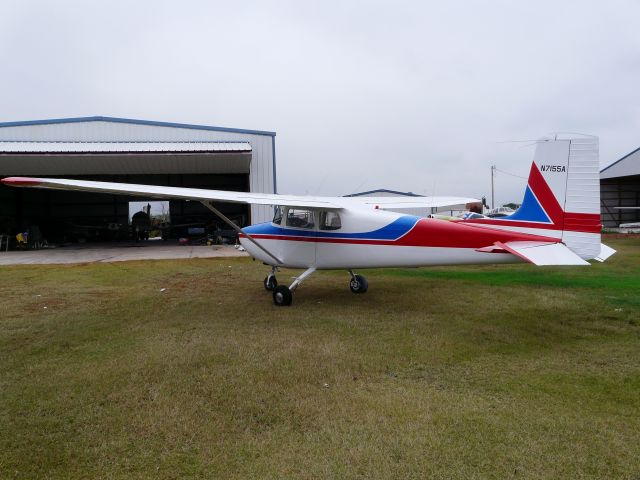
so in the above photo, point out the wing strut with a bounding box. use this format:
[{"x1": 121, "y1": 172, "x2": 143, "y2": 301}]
[{"x1": 200, "y1": 201, "x2": 283, "y2": 265}]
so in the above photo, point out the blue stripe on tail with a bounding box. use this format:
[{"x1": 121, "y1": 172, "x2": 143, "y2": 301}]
[{"x1": 504, "y1": 186, "x2": 552, "y2": 223}]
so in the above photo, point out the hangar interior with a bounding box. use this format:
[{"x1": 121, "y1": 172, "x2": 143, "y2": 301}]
[
  {"x1": 601, "y1": 146, "x2": 640, "y2": 228},
  {"x1": 0, "y1": 117, "x2": 276, "y2": 246}
]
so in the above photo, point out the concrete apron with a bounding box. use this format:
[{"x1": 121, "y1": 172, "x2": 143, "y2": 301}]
[{"x1": 0, "y1": 243, "x2": 249, "y2": 265}]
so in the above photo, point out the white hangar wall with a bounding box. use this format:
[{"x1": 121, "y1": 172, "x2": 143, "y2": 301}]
[{"x1": 0, "y1": 117, "x2": 277, "y2": 224}]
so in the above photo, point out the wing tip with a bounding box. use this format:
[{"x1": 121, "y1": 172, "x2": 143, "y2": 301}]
[{"x1": 1, "y1": 177, "x2": 42, "y2": 187}]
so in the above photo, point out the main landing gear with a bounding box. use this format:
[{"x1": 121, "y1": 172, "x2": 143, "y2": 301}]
[
  {"x1": 266, "y1": 267, "x2": 369, "y2": 306},
  {"x1": 349, "y1": 269, "x2": 368, "y2": 294}
]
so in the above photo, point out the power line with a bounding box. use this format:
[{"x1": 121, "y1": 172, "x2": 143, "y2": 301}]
[{"x1": 494, "y1": 167, "x2": 527, "y2": 180}]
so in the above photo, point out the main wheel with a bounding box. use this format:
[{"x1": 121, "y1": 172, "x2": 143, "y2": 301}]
[
  {"x1": 273, "y1": 285, "x2": 293, "y2": 306},
  {"x1": 349, "y1": 274, "x2": 368, "y2": 294},
  {"x1": 264, "y1": 275, "x2": 278, "y2": 291}
]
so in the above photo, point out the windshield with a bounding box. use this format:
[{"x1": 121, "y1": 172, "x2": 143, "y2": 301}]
[{"x1": 272, "y1": 206, "x2": 284, "y2": 225}]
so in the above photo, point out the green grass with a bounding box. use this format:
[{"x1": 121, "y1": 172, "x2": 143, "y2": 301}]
[{"x1": 0, "y1": 235, "x2": 639, "y2": 479}]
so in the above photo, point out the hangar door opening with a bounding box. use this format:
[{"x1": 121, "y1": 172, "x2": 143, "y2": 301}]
[{"x1": 0, "y1": 173, "x2": 250, "y2": 244}]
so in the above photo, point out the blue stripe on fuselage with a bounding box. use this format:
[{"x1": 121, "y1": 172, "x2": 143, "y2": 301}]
[{"x1": 242, "y1": 215, "x2": 420, "y2": 240}]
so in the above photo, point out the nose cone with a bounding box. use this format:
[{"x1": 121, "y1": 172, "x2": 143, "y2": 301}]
[
  {"x1": 239, "y1": 222, "x2": 280, "y2": 264},
  {"x1": 239, "y1": 235, "x2": 274, "y2": 264}
]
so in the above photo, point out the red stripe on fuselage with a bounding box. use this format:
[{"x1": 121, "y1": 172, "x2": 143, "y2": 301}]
[
  {"x1": 458, "y1": 215, "x2": 600, "y2": 233},
  {"x1": 240, "y1": 218, "x2": 559, "y2": 248}
]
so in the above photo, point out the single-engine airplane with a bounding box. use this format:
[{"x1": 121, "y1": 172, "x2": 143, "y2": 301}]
[{"x1": 1, "y1": 135, "x2": 615, "y2": 306}]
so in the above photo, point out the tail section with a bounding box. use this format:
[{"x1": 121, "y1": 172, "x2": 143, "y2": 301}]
[{"x1": 472, "y1": 135, "x2": 609, "y2": 260}]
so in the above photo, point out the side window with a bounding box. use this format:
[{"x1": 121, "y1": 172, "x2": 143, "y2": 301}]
[
  {"x1": 320, "y1": 211, "x2": 341, "y2": 230},
  {"x1": 272, "y1": 206, "x2": 284, "y2": 225},
  {"x1": 286, "y1": 209, "x2": 315, "y2": 229}
]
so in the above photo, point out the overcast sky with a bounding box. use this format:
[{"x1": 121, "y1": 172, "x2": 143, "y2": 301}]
[{"x1": 1, "y1": 0, "x2": 639, "y2": 206}]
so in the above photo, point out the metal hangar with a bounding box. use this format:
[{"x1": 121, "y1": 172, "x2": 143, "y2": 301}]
[
  {"x1": 600, "y1": 146, "x2": 640, "y2": 227},
  {"x1": 0, "y1": 116, "x2": 276, "y2": 242}
]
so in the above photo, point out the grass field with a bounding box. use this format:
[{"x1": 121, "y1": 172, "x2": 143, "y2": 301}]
[{"x1": 1, "y1": 235, "x2": 639, "y2": 479}]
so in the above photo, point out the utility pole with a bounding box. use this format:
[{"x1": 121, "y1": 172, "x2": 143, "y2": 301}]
[{"x1": 490, "y1": 165, "x2": 496, "y2": 209}]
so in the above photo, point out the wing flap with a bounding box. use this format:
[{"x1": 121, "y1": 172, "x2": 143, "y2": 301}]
[{"x1": 480, "y1": 240, "x2": 590, "y2": 266}]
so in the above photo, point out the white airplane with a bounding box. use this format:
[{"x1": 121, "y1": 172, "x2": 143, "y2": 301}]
[{"x1": 1, "y1": 135, "x2": 615, "y2": 306}]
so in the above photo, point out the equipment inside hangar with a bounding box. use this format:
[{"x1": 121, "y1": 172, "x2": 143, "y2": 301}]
[{"x1": 0, "y1": 117, "x2": 276, "y2": 247}]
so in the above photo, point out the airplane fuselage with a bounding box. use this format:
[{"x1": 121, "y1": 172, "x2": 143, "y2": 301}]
[{"x1": 240, "y1": 209, "x2": 558, "y2": 269}]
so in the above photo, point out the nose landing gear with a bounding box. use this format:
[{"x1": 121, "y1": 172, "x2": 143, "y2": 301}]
[{"x1": 264, "y1": 266, "x2": 278, "y2": 291}]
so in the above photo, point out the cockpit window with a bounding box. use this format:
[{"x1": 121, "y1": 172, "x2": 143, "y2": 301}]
[
  {"x1": 286, "y1": 209, "x2": 315, "y2": 229},
  {"x1": 272, "y1": 206, "x2": 284, "y2": 225},
  {"x1": 320, "y1": 211, "x2": 341, "y2": 230}
]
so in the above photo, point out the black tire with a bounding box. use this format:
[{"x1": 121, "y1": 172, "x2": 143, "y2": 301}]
[
  {"x1": 264, "y1": 275, "x2": 278, "y2": 291},
  {"x1": 273, "y1": 285, "x2": 293, "y2": 306},
  {"x1": 349, "y1": 274, "x2": 368, "y2": 294}
]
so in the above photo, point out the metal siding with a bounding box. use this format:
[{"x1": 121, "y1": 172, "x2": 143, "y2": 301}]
[
  {"x1": 249, "y1": 135, "x2": 275, "y2": 224},
  {"x1": 0, "y1": 141, "x2": 251, "y2": 152},
  {"x1": 0, "y1": 121, "x2": 261, "y2": 142}
]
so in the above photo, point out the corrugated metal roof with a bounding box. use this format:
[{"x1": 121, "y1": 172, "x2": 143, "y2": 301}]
[
  {"x1": 345, "y1": 189, "x2": 422, "y2": 197},
  {"x1": 0, "y1": 116, "x2": 276, "y2": 137},
  {"x1": 0, "y1": 141, "x2": 252, "y2": 153},
  {"x1": 601, "y1": 145, "x2": 640, "y2": 179}
]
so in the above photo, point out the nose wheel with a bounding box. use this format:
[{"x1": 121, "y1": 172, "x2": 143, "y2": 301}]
[
  {"x1": 264, "y1": 275, "x2": 278, "y2": 291},
  {"x1": 349, "y1": 270, "x2": 368, "y2": 294},
  {"x1": 264, "y1": 266, "x2": 279, "y2": 291}
]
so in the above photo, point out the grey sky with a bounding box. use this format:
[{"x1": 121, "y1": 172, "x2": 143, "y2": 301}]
[{"x1": 1, "y1": 0, "x2": 639, "y2": 207}]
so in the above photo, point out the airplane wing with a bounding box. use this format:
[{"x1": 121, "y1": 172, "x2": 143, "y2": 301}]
[
  {"x1": 338, "y1": 196, "x2": 480, "y2": 210},
  {"x1": 0, "y1": 177, "x2": 343, "y2": 209},
  {"x1": 1, "y1": 177, "x2": 477, "y2": 210},
  {"x1": 477, "y1": 240, "x2": 590, "y2": 266}
]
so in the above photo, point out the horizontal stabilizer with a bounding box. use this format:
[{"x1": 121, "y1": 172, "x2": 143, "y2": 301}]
[
  {"x1": 479, "y1": 241, "x2": 590, "y2": 266},
  {"x1": 594, "y1": 243, "x2": 616, "y2": 262}
]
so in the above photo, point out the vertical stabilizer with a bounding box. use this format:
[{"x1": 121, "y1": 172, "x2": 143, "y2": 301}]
[{"x1": 469, "y1": 136, "x2": 603, "y2": 260}]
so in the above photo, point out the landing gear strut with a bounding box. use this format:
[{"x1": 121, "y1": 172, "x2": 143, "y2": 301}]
[
  {"x1": 272, "y1": 267, "x2": 316, "y2": 307},
  {"x1": 264, "y1": 266, "x2": 278, "y2": 291},
  {"x1": 349, "y1": 269, "x2": 368, "y2": 294}
]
